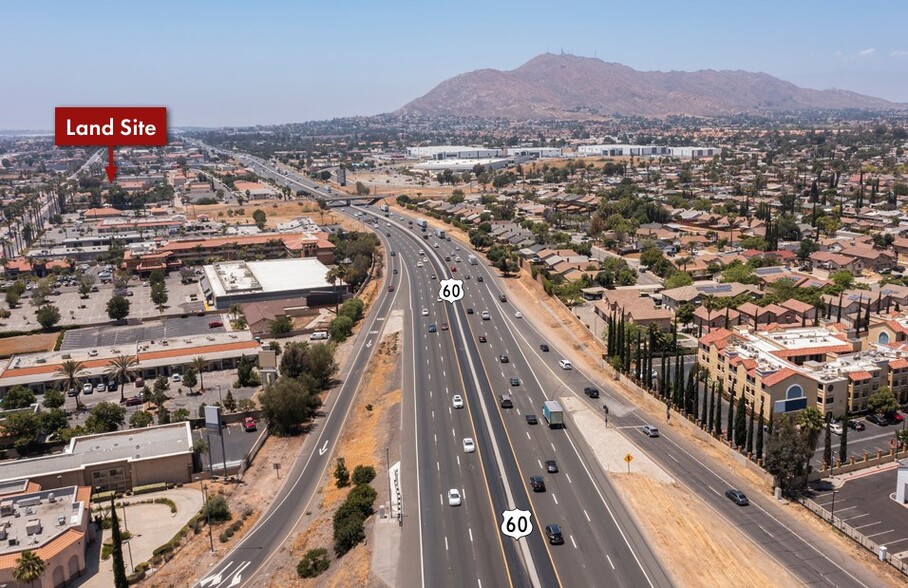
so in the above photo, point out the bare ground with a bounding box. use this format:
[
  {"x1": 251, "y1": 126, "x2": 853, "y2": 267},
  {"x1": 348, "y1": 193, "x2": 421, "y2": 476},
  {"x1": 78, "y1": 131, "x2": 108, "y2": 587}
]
[
  {"x1": 266, "y1": 333, "x2": 402, "y2": 587},
  {"x1": 0, "y1": 332, "x2": 58, "y2": 356}
]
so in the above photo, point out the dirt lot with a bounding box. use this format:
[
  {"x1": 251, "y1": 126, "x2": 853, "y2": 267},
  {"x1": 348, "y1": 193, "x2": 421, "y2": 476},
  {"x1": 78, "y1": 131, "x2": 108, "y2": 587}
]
[
  {"x1": 0, "y1": 332, "x2": 58, "y2": 357},
  {"x1": 141, "y1": 435, "x2": 306, "y2": 588},
  {"x1": 184, "y1": 200, "x2": 362, "y2": 232},
  {"x1": 267, "y1": 332, "x2": 402, "y2": 587}
]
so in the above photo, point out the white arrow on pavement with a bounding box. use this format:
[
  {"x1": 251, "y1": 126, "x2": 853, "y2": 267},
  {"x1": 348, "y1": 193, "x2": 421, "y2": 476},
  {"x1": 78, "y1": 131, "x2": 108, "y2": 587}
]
[
  {"x1": 366, "y1": 340, "x2": 373, "y2": 348},
  {"x1": 227, "y1": 562, "x2": 251, "y2": 587},
  {"x1": 319, "y1": 441, "x2": 329, "y2": 456}
]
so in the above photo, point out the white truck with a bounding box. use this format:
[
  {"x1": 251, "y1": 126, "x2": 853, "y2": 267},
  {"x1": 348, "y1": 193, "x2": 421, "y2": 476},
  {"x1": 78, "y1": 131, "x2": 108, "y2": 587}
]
[
  {"x1": 542, "y1": 401, "x2": 564, "y2": 429},
  {"x1": 416, "y1": 219, "x2": 428, "y2": 229},
  {"x1": 467, "y1": 255, "x2": 478, "y2": 265}
]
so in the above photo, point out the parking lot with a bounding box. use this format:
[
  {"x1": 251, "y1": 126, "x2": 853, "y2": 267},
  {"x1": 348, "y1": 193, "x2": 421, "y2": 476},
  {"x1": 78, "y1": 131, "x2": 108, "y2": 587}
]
[
  {"x1": 61, "y1": 315, "x2": 224, "y2": 350},
  {"x1": 809, "y1": 465, "x2": 908, "y2": 563},
  {"x1": 820, "y1": 414, "x2": 906, "y2": 463},
  {"x1": 193, "y1": 422, "x2": 260, "y2": 472},
  {"x1": 3, "y1": 272, "x2": 205, "y2": 331}
]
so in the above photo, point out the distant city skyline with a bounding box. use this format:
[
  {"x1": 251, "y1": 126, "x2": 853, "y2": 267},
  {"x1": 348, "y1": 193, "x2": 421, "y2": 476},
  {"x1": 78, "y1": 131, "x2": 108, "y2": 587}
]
[{"x1": 2, "y1": 0, "x2": 908, "y2": 129}]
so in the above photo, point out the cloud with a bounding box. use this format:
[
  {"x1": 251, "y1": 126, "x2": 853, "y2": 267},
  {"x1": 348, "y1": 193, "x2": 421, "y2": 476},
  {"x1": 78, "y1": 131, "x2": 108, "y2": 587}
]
[
  {"x1": 892, "y1": 50, "x2": 908, "y2": 58},
  {"x1": 857, "y1": 48, "x2": 876, "y2": 58}
]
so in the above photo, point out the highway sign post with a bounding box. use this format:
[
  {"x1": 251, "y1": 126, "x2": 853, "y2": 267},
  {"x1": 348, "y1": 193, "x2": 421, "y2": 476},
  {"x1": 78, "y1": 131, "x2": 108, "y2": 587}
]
[
  {"x1": 439, "y1": 278, "x2": 464, "y2": 303},
  {"x1": 500, "y1": 508, "x2": 533, "y2": 540}
]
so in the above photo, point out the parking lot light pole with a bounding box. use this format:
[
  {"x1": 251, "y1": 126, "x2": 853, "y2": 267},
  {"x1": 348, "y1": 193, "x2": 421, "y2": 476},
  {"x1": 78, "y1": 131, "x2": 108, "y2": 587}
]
[{"x1": 830, "y1": 489, "x2": 838, "y2": 522}]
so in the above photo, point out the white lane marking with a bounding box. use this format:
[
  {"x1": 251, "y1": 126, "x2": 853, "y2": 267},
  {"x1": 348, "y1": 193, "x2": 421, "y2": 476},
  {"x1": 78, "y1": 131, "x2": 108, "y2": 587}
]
[
  {"x1": 667, "y1": 453, "x2": 679, "y2": 463},
  {"x1": 552, "y1": 493, "x2": 558, "y2": 505},
  {"x1": 456, "y1": 455, "x2": 461, "y2": 467},
  {"x1": 566, "y1": 474, "x2": 572, "y2": 485},
  {"x1": 526, "y1": 432, "x2": 531, "y2": 440},
  {"x1": 445, "y1": 536, "x2": 449, "y2": 551},
  {"x1": 607, "y1": 555, "x2": 615, "y2": 570},
  {"x1": 469, "y1": 528, "x2": 474, "y2": 543},
  {"x1": 570, "y1": 534, "x2": 577, "y2": 549},
  {"x1": 759, "y1": 525, "x2": 774, "y2": 538},
  {"x1": 707, "y1": 485, "x2": 720, "y2": 496},
  {"x1": 584, "y1": 510, "x2": 590, "y2": 522}
]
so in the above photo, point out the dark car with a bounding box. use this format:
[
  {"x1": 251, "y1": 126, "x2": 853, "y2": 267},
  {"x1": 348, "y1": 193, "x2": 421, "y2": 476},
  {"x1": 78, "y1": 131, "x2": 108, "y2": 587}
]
[
  {"x1": 499, "y1": 294, "x2": 507, "y2": 302},
  {"x1": 428, "y1": 324, "x2": 437, "y2": 333},
  {"x1": 584, "y1": 386, "x2": 600, "y2": 398},
  {"x1": 477, "y1": 276, "x2": 484, "y2": 282},
  {"x1": 725, "y1": 489, "x2": 749, "y2": 506},
  {"x1": 500, "y1": 354, "x2": 509, "y2": 363},
  {"x1": 545, "y1": 460, "x2": 558, "y2": 473},
  {"x1": 467, "y1": 308, "x2": 474, "y2": 315},
  {"x1": 387, "y1": 285, "x2": 395, "y2": 292},
  {"x1": 67, "y1": 388, "x2": 79, "y2": 397},
  {"x1": 106, "y1": 380, "x2": 118, "y2": 392},
  {"x1": 478, "y1": 335, "x2": 487, "y2": 343},
  {"x1": 847, "y1": 419, "x2": 866, "y2": 431},
  {"x1": 887, "y1": 411, "x2": 904, "y2": 423},
  {"x1": 124, "y1": 395, "x2": 143, "y2": 406},
  {"x1": 529, "y1": 475, "x2": 546, "y2": 492},
  {"x1": 867, "y1": 414, "x2": 890, "y2": 426},
  {"x1": 525, "y1": 414, "x2": 538, "y2": 425},
  {"x1": 539, "y1": 343, "x2": 550, "y2": 352},
  {"x1": 545, "y1": 524, "x2": 564, "y2": 545},
  {"x1": 509, "y1": 377, "x2": 520, "y2": 386}
]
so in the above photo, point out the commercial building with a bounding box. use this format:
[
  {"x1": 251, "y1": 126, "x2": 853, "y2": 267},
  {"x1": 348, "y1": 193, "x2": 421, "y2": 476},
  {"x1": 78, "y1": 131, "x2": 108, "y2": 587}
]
[
  {"x1": 407, "y1": 146, "x2": 502, "y2": 160},
  {"x1": 0, "y1": 483, "x2": 94, "y2": 588},
  {"x1": 696, "y1": 324, "x2": 908, "y2": 418},
  {"x1": 575, "y1": 144, "x2": 720, "y2": 158},
  {"x1": 412, "y1": 157, "x2": 513, "y2": 172},
  {"x1": 0, "y1": 423, "x2": 194, "y2": 493},
  {"x1": 0, "y1": 331, "x2": 261, "y2": 395},
  {"x1": 201, "y1": 258, "x2": 346, "y2": 309},
  {"x1": 506, "y1": 147, "x2": 563, "y2": 158}
]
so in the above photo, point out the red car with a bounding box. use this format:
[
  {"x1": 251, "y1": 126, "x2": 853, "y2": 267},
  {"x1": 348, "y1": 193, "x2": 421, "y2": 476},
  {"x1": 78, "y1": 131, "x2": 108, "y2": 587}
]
[
  {"x1": 243, "y1": 417, "x2": 257, "y2": 432},
  {"x1": 441, "y1": 322, "x2": 449, "y2": 331},
  {"x1": 124, "y1": 395, "x2": 143, "y2": 406},
  {"x1": 478, "y1": 335, "x2": 487, "y2": 342},
  {"x1": 208, "y1": 320, "x2": 223, "y2": 328},
  {"x1": 388, "y1": 285, "x2": 395, "y2": 292},
  {"x1": 451, "y1": 266, "x2": 457, "y2": 272}
]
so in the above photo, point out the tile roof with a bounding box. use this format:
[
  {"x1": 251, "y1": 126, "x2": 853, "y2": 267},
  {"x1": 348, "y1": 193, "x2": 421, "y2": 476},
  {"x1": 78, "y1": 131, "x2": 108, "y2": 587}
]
[
  {"x1": 699, "y1": 328, "x2": 734, "y2": 345},
  {"x1": 848, "y1": 371, "x2": 873, "y2": 381},
  {"x1": 761, "y1": 367, "x2": 799, "y2": 386}
]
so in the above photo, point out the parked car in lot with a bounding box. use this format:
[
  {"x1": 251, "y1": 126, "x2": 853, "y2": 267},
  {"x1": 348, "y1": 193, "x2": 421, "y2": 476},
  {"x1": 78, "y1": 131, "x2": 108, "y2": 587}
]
[
  {"x1": 82, "y1": 383, "x2": 93, "y2": 395},
  {"x1": 242, "y1": 417, "x2": 257, "y2": 432},
  {"x1": 725, "y1": 489, "x2": 749, "y2": 506},
  {"x1": 208, "y1": 320, "x2": 223, "y2": 328},
  {"x1": 124, "y1": 395, "x2": 143, "y2": 406},
  {"x1": 847, "y1": 419, "x2": 866, "y2": 431},
  {"x1": 867, "y1": 414, "x2": 890, "y2": 426},
  {"x1": 172, "y1": 374, "x2": 182, "y2": 383}
]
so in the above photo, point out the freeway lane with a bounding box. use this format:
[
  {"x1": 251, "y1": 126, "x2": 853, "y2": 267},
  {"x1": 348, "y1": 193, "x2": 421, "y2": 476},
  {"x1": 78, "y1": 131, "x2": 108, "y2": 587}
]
[{"x1": 192, "y1": 234, "x2": 400, "y2": 588}]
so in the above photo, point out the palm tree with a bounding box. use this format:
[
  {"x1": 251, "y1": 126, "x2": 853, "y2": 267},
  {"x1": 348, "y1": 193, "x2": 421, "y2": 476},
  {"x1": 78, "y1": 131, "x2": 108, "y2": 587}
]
[
  {"x1": 56, "y1": 359, "x2": 86, "y2": 410},
  {"x1": 106, "y1": 354, "x2": 139, "y2": 403},
  {"x1": 13, "y1": 549, "x2": 46, "y2": 587},
  {"x1": 796, "y1": 406, "x2": 825, "y2": 482},
  {"x1": 325, "y1": 266, "x2": 347, "y2": 314},
  {"x1": 191, "y1": 356, "x2": 208, "y2": 392}
]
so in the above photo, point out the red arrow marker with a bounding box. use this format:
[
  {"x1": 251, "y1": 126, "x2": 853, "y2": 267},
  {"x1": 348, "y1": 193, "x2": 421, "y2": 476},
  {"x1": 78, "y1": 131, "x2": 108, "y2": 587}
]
[{"x1": 105, "y1": 145, "x2": 118, "y2": 183}]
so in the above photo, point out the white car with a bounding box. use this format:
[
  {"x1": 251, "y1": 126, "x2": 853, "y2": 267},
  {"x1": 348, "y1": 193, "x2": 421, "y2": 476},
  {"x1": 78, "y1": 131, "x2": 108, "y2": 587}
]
[
  {"x1": 481, "y1": 311, "x2": 490, "y2": 320},
  {"x1": 422, "y1": 308, "x2": 429, "y2": 316},
  {"x1": 448, "y1": 488, "x2": 462, "y2": 506},
  {"x1": 417, "y1": 262, "x2": 424, "y2": 268},
  {"x1": 82, "y1": 383, "x2": 93, "y2": 394},
  {"x1": 433, "y1": 243, "x2": 439, "y2": 248},
  {"x1": 830, "y1": 421, "x2": 844, "y2": 436},
  {"x1": 452, "y1": 395, "x2": 464, "y2": 409},
  {"x1": 172, "y1": 374, "x2": 182, "y2": 383},
  {"x1": 462, "y1": 438, "x2": 476, "y2": 453},
  {"x1": 558, "y1": 359, "x2": 573, "y2": 370},
  {"x1": 515, "y1": 312, "x2": 523, "y2": 318}
]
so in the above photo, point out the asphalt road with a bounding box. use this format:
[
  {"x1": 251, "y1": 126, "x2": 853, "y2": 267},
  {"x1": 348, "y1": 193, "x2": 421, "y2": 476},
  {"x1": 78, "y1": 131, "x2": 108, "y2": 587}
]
[{"x1": 190, "y1": 251, "x2": 399, "y2": 588}]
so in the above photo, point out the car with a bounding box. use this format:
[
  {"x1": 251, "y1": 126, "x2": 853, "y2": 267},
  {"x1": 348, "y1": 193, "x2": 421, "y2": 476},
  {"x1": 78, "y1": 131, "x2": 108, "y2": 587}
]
[
  {"x1": 514, "y1": 311, "x2": 522, "y2": 318},
  {"x1": 467, "y1": 308, "x2": 474, "y2": 315},
  {"x1": 477, "y1": 276, "x2": 484, "y2": 282},
  {"x1": 441, "y1": 322, "x2": 449, "y2": 331},
  {"x1": 545, "y1": 460, "x2": 558, "y2": 473},
  {"x1": 462, "y1": 438, "x2": 475, "y2": 453},
  {"x1": 428, "y1": 324, "x2": 437, "y2": 333},
  {"x1": 500, "y1": 354, "x2": 509, "y2": 363},
  {"x1": 451, "y1": 266, "x2": 457, "y2": 272},
  {"x1": 499, "y1": 294, "x2": 507, "y2": 302},
  {"x1": 82, "y1": 383, "x2": 93, "y2": 395},
  {"x1": 558, "y1": 359, "x2": 573, "y2": 370},
  {"x1": 847, "y1": 419, "x2": 866, "y2": 431},
  {"x1": 887, "y1": 411, "x2": 904, "y2": 423},
  {"x1": 242, "y1": 417, "x2": 257, "y2": 432},
  {"x1": 445, "y1": 256, "x2": 451, "y2": 261},
  {"x1": 584, "y1": 386, "x2": 600, "y2": 398},
  {"x1": 417, "y1": 262, "x2": 424, "y2": 268},
  {"x1": 95, "y1": 383, "x2": 106, "y2": 394},
  {"x1": 447, "y1": 488, "x2": 462, "y2": 507},
  {"x1": 387, "y1": 285, "x2": 395, "y2": 292},
  {"x1": 525, "y1": 414, "x2": 538, "y2": 425},
  {"x1": 106, "y1": 380, "x2": 118, "y2": 392},
  {"x1": 509, "y1": 377, "x2": 520, "y2": 386},
  {"x1": 124, "y1": 395, "x2": 143, "y2": 406},
  {"x1": 87, "y1": 349, "x2": 98, "y2": 357},
  {"x1": 390, "y1": 251, "x2": 396, "y2": 257},
  {"x1": 529, "y1": 475, "x2": 546, "y2": 492},
  {"x1": 436, "y1": 297, "x2": 442, "y2": 302},
  {"x1": 499, "y1": 394, "x2": 513, "y2": 408},
  {"x1": 433, "y1": 243, "x2": 439, "y2": 248},
  {"x1": 481, "y1": 311, "x2": 490, "y2": 320},
  {"x1": 393, "y1": 268, "x2": 398, "y2": 274},
  {"x1": 208, "y1": 320, "x2": 223, "y2": 328},
  {"x1": 830, "y1": 421, "x2": 844, "y2": 435},
  {"x1": 452, "y1": 395, "x2": 464, "y2": 409},
  {"x1": 422, "y1": 308, "x2": 429, "y2": 316},
  {"x1": 867, "y1": 414, "x2": 890, "y2": 426},
  {"x1": 478, "y1": 335, "x2": 487, "y2": 343},
  {"x1": 725, "y1": 489, "x2": 749, "y2": 506},
  {"x1": 172, "y1": 374, "x2": 182, "y2": 383},
  {"x1": 545, "y1": 524, "x2": 564, "y2": 545},
  {"x1": 540, "y1": 343, "x2": 550, "y2": 352},
  {"x1": 641, "y1": 424, "x2": 660, "y2": 437},
  {"x1": 430, "y1": 274, "x2": 436, "y2": 280},
  {"x1": 422, "y1": 257, "x2": 428, "y2": 263},
  {"x1": 67, "y1": 388, "x2": 79, "y2": 397}
]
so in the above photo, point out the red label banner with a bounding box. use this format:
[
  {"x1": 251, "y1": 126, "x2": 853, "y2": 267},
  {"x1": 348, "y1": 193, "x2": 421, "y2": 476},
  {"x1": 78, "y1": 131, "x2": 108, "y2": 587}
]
[{"x1": 54, "y1": 107, "x2": 168, "y2": 146}]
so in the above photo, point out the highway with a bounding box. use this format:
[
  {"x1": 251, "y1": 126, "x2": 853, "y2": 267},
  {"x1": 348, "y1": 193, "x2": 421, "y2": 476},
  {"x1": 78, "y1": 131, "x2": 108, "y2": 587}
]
[{"x1": 191, "y1": 253, "x2": 400, "y2": 588}]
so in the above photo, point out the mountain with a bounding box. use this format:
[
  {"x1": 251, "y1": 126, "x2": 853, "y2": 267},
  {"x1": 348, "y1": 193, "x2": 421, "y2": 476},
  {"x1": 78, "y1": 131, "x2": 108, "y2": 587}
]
[{"x1": 397, "y1": 54, "x2": 900, "y2": 119}]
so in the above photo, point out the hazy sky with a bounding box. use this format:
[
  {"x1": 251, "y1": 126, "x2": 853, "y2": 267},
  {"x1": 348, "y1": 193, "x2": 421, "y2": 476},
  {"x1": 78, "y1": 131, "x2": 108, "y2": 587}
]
[{"x1": 4, "y1": 0, "x2": 908, "y2": 129}]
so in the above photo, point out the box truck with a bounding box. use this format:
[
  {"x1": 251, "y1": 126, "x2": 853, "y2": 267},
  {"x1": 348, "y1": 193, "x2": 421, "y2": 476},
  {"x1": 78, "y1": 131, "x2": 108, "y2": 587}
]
[{"x1": 542, "y1": 401, "x2": 563, "y2": 429}]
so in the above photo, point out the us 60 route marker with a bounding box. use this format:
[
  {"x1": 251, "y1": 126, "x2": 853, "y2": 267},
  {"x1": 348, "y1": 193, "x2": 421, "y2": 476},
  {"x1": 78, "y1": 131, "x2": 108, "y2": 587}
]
[
  {"x1": 439, "y1": 278, "x2": 464, "y2": 303},
  {"x1": 500, "y1": 508, "x2": 533, "y2": 540}
]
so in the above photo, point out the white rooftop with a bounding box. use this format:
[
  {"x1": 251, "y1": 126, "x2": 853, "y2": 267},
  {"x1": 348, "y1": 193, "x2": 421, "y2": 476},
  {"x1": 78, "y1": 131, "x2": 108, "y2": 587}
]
[{"x1": 204, "y1": 258, "x2": 334, "y2": 297}]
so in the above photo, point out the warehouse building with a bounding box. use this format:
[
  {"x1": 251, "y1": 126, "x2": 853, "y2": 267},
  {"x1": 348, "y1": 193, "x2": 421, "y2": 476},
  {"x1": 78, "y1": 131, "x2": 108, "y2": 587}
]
[
  {"x1": 201, "y1": 258, "x2": 346, "y2": 309},
  {"x1": 576, "y1": 144, "x2": 720, "y2": 158},
  {"x1": 407, "y1": 146, "x2": 502, "y2": 160}
]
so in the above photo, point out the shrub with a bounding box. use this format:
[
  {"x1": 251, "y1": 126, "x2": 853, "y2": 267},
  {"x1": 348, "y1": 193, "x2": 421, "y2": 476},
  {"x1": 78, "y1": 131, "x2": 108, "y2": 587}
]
[
  {"x1": 333, "y1": 515, "x2": 365, "y2": 557},
  {"x1": 153, "y1": 497, "x2": 177, "y2": 513},
  {"x1": 351, "y1": 465, "x2": 376, "y2": 486},
  {"x1": 334, "y1": 457, "x2": 350, "y2": 488},
  {"x1": 219, "y1": 531, "x2": 230, "y2": 543},
  {"x1": 203, "y1": 495, "x2": 232, "y2": 523},
  {"x1": 132, "y1": 483, "x2": 166, "y2": 496},
  {"x1": 297, "y1": 547, "x2": 330, "y2": 578},
  {"x1": 346, "y1": 484, "x2": 377, "y2": 518}
]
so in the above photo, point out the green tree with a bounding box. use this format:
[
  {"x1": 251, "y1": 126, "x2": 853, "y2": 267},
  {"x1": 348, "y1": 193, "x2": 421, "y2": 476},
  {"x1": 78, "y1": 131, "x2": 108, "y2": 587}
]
[
  {"x1": 36, "y1": 304, "x2": 61, "y2": 330},
  {"x1": 839, "y1": 418, "x2": 848, "y2": 464},
  {"x1": 252, "y1": 209, "x2": 267, "y2": 229},
  {"x1": 109, "y1": 497, "x2": 129, "y2": 588},
  {"x1": 223, "y1": 389, "x2": 237, "y2": 412},
  {"x1": 172, "y1": 408, "x2": 191, "y2": 422},
  {"x1": 333, "y1": 513, "x2": 365, "y2": 557},
  {"x1": 639, "y1": 246, "x2": 664, "y2": 268},
  {"x1": 150, "y1": 282, "x2": 168, "y2": 313},
  {"x1": 868, "y1": 386, "x2": 899, "y2": 415},
  {"x1": 721, "y1": 262, "x2": 759, "y2": 285},
  {"x1": 1, "y1": 385, "x2": 35, "y2": 409},
  {"x1": 203, "y1": 495, "x2": 232, "y2": 523},
  {"x1": 5, "y1": 289, "x2": 20, "y2": 308},
  {"x1": 307, "y1": 343, "x2": 338, "y2": 389},
  {"x1": 726, "y1": 392, "x2": 735, "y2": 442},
  {"x1": 269, "y1": 315, "x2": 293, "y2": 336},
  {"x1": 4, "y1": 411, "x2": 40, "y2": 449},
  {"x1": 351, "y1": 464, "x2": 377, "y2": 485},
  {"x1": 734, "y1": 397, "x2": 747, "y2": 448},
  {"x1": 13, "y1": 550, "x2": 46, "y2": 588},
  {"x1": 129, "y1": 410, "x2": 154, "y2": 428},
  {"x1": 823, "y1": 420, "x2": 832, "y2": 468},
  {"x1": 675, "y1": 303, "x2": 695, "y2": 325},
  {"x1": 260, "y1": 377, "x2": 322, "y2": 435},
  {"x1": 42, "y1": 388, "x2": 65, "y2": 409},
  {"x1": 796, "y1": 406, "x2": 825, "y2": 476},
  {"x1": 148, "y1": 269, "x2": 166, "y2": 286},
  {"x1": 334, "y1": 457, "x2": 350, "y2": 488},
  {"x1": 755, "y1": 401, "x2": 765, "y2": 461},
  {"x1": 297, "y1": 548, "x2": 330, "y2": 579},
  {"x1": 665, "y1": 271, "x2": 693, "y2": 289},
  {"x1": 236, "y1": 355, "x2": 257, "y2": 387},
  {"x1": 40, "y1": 408, "x2": 69, "y2": 436},
  {"x1": 182, "y1": 368, "x2": 198, "y2": 394},
  {"x1": 106, "y1": 295, "x2": 131, "y2": 322},
  {"x1": 829, "y1": 270, "x2": 854, "y2": 290},
  {"x1": 328, "y1": 316, "x2": 354, "y2": 341},
  {"x1": 55, "y1": 359, "x2": 86, "y2": 410},
  {"x1": 85, "y1": 402, "x2": 126, "y2": 433},
  {"x1": 191, "y1": 356, "x2": 208, "y2": 391},
  {"x1": 105, "y1": 354, "x2": 138, "y2": 403},
  {"x1": 764, "y1": 414, "x2": 811, "y2": 493}
]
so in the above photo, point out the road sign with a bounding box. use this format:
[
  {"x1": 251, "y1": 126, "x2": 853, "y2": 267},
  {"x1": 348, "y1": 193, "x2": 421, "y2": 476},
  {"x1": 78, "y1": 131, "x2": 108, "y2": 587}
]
[
  {"x1": 439, "y1": 278, "x2": 464, "y2": 303},
  {"x1": 624, "y1": 454, "x2": 633, "y2": 463},
  {"x1": 500, "y1": 508, "x2": 533, "y2": 540}
]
